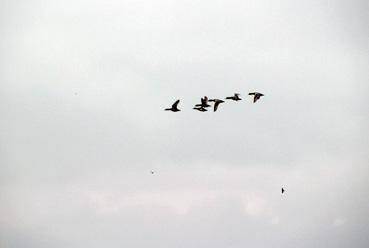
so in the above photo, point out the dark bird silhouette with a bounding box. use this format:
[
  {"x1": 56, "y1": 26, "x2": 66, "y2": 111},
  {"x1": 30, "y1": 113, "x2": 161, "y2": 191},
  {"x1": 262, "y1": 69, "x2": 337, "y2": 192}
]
[
  {"x1": 281, "y1": 187, "x2": 285, "y2": 194},
  {"x1": 248, "y1": 92, "x2": 264, "y2": 103},
  {"x1": 225, "y1": 93, "x2": 241, "y2": 101},
  {"x1": 209, "y1": 99, "x2": 225, "y2": 112},
  {"x1": 193, "y1": 106, "x2": 208, "y2": 112},
  {"x1": 150, "y1": 170, "x2": 155, "y2": 174},
  {"x1": 165, "y1": 100, "x2": 181, "y2": 112},
  {"x1": 195, "y1": 96, "x2": 211, "y2": 108}
]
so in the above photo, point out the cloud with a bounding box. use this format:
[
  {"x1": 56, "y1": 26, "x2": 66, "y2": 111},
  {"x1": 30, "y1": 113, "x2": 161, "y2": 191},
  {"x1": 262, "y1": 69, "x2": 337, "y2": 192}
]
[
  {"x1": 0, "y1": 0, "x2": 368, "y2": 247},
  {"x1": 333, "y1": 217, "x2": 346, "y2": 227}
]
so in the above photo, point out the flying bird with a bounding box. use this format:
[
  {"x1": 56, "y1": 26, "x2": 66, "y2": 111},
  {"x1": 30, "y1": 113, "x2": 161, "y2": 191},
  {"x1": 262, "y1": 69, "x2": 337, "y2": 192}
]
[
  {"x1": 193, "y1": 106, "x2": 208, "y2": 112},
  {"x1": 281, "y1": 187, "x2": 285, "y2": 194},
  {"x1": 248, "y1": 92, "x2": 264, "y2": 103},
  {"x1": 165, "y1": 100, "x2": 181, "y2": 112},
  {"x1": 150, "y1": 170, "x2": 155, "y2": 174},
  {"x1": 195, "y1": 96, "x2": 211, "y2": 108},
  {"x1": 209, "y1": 99, "x2": 225, "y2": 112},
  {"x1": 225, "y1": 93, "x2": 241, "y2": 101}
]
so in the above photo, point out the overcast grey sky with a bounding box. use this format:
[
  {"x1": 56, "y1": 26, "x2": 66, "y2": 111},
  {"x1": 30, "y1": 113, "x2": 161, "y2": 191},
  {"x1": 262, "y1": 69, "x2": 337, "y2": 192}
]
[{"x1": 0, "y1": 0, "x2": 368, "y2": 247}]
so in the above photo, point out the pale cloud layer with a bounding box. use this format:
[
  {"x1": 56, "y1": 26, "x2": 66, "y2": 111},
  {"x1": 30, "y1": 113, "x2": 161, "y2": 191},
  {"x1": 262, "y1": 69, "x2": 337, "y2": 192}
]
[{"x1": 0, "y1": 0, "x2": 368, "y2": 247}]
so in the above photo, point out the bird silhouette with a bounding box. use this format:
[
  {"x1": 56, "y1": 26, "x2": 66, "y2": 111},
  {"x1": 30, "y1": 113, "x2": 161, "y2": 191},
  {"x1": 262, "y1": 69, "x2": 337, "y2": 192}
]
[
  {"x1": 281, "y1": 187, "x2": 285, "y2": 194},
  {"x1": 195, "y1": 96, "x2": 211, "y2": 108},
  {"x1": 165, "y1": 100, "x2": 181, "y2": 112},
  {"x1": 248, "y1": 92, "x2": 264, "y2": 103},
  {"x1": 209, "y1": 99, "x2": 225, "y2": 112},
  {"x1": 150, "y1": 170, "x2": 155, "y2": 174},
  {"x1": 193, "y1": 106, "x2": 208, "y2": 112},
  {"x1": 225, "y1": 93, "x2": 241, "y2": 101}
]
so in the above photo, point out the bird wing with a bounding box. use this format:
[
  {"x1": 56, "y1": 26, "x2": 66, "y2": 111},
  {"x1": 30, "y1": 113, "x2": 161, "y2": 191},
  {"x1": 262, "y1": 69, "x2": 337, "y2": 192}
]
[
  {"x1": 214, "y1": 101, "x2": 220, "y2": 111},
  {"x1": 248, "y1": 92, "x2": 256, "y2": 95},
  {"x1": 214, "y1": 100, "x2": 224, "y2": 111},
  {"x1": 201, "y1": 96, "x2": 208, "y2": 105},
  {"x1": 172, "y1": 99, "x2": 180, "y2": 108}
]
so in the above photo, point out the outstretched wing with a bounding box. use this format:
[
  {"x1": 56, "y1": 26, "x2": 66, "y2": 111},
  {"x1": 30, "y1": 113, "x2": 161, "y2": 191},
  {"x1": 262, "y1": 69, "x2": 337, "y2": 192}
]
[
  {"x1": 254, "y1": 93, "x2": 264, "y2": 102},
  {"x1": 214, "y1": 101, "x2": 220, "y2": 112},
  {"x1": 214, "y1": 100, "x2": 224, "y2": 112},
  {"x1": 172, "y1": 99, "x2": 180, "y2": 108}
]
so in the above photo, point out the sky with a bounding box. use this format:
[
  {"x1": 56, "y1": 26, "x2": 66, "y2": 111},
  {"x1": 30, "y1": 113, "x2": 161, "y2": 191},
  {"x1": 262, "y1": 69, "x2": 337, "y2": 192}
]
[{"x1": 0, "y1": 0, "x2": 368, "y2": 247}]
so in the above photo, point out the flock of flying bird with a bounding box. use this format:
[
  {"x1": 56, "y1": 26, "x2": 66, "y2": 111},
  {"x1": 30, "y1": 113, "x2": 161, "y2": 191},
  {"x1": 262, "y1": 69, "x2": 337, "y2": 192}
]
[
  {"x1": 165, "y1": 92, "x2": 265, "y2": 112},
  {"x1": 163, "y1": 91, "x2": 286, "y2": 194}
]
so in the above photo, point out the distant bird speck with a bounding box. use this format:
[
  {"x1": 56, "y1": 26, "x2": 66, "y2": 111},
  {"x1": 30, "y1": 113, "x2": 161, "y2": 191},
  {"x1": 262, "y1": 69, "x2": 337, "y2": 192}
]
[
  {"x1": 165, "y1": 100, "x2": 181, "y2": 112},
  {"x1": 209, "y1": 99, "x2": 225, "y2": 112},
  {"x1": 248, "y1": 92, "x2": 264, "y2": 103},
  {"x1": 225, "y1": 93, "x2": 242, "y2": 101},
  {"x1": 193, "y1": 106, "x2": 208, "y2": 112},
  {"x1": 281, "y1": 187, "x2": 285, "y2": 194},
  {"x1": 195, "y1": 96, "x2": 211, "y2": 108}
]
